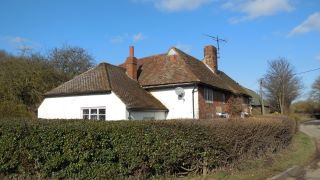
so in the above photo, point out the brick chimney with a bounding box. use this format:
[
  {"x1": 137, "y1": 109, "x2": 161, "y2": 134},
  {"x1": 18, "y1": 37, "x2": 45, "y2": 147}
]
[
  {"x1": 125, "y1": 46, "x2": 137, "y2": 80},
  {"x1": 203, "y1": 45, "x2": 218, "y2": 73}
]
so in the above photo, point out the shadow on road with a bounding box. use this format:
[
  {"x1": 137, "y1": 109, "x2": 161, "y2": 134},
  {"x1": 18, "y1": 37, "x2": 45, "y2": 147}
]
[{"x1": 302, "y1": 120, "x2": 320, "y2": 126}]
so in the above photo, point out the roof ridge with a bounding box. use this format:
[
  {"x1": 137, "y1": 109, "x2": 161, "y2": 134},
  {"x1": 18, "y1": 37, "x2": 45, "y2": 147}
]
[
  {"x1": 173, "y1": 48, "x2": 246, "y2": 94},
  {"x1": 170, "y1": 47, "x2": 200, "y2": 61},
  {"x1": 45, "y1": 63, "x2": 112, "y2": 97},
  {"x1": 138, "y1": 53, "x2": 167, "y2": 60},
  {"x1": 218, "y1": 71, "x2": 249, "y2": 95},
  {"x1": 174, "y1": 49, "x2": 201, "y2": 82}
]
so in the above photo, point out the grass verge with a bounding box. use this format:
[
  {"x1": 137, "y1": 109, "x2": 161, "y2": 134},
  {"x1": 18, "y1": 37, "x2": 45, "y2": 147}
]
[{"x1": 204, "y1": 132, "x2": 316, "y2": 180}]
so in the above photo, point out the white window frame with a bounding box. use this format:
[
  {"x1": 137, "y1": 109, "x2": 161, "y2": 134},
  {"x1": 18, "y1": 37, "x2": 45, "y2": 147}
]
[
  {"x1": 81, "y1": 107, "x2": 106, "y2": 120},
  {"x1": 204, "y1": 88, "x2": 213, "y2": 103}
]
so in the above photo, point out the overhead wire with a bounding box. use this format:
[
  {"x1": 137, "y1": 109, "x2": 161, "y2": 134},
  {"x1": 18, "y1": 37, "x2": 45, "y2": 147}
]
[{"x1": 294, "y1": 67, "x2": 320, "y2": 75}]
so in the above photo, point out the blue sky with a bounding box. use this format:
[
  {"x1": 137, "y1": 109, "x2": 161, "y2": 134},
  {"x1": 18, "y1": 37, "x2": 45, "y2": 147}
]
[{"x1": 0, "y1": 0, "x2": 319, "y2": 99}]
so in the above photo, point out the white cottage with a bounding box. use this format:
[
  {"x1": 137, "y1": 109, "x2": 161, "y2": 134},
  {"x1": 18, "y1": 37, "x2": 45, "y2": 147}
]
[
  {"x1": 38, "y1": 63, "x2": 168, "y2": 120},
  {"x1": 38, "y1": 45, "x2": 251, "y2": 120}
]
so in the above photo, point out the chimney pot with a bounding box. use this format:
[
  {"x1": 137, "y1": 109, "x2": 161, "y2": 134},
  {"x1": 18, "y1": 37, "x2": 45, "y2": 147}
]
[{"x1": 129, "y1": 46, "x2": 134, "y2": 57}]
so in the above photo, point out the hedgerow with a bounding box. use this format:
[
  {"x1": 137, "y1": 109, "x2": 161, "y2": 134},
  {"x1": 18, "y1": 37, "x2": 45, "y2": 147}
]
[{"x1": 0, "y1": 117, "x2": 295, "y2": 178}]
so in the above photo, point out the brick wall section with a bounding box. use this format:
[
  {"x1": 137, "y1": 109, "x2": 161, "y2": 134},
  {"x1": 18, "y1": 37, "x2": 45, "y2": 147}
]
[
  {"x1": 203, "y1": 45, "x2": 218, "y2": 73},
  {"x1": 198, "y1": 85, "x2": 230, "y2": 119},
  {"x1": 125, "y1": 46, "x2": 137, "y2": 80},
  {"x1": 125, "y1": 57, "x2": 137, "y2": 80}
]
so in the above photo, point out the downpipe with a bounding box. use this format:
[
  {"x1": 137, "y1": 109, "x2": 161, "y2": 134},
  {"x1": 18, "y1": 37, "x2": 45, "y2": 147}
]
[{"x1": 192, "y1": 84, "x2": 197, "y2": 119}]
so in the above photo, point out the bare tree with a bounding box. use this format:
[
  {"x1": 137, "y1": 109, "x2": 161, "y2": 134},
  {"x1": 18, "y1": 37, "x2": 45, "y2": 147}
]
[
  {"x1": 262, "y1": 58, "x2": 302, "y2": 114},
  {"x1": 48, "y1": 45, "x2": 95, "y2": 79},
  {"x1": 17, "y1": 45, "x2": 33, "y2": 57},
  {"x1": 311, "y1": 76, "x2": 320, "y2": 101}
]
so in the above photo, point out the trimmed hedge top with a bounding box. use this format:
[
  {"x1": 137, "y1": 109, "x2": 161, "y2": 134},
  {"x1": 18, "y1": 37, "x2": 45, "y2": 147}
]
[{"x1": 0, "y1": 117, "x2": 295, "y2": 178}]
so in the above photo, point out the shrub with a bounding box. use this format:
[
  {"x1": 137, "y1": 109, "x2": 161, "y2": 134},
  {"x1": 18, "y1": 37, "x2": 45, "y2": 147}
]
[
  {"x1": 226, "y1": 96, "x2": 243, "y2": 117},
  {"x1": 0, "y1": 117, "x2": 295, "y2": 178},
  {"x1": 0, "y1": 101, "x2": 32, "y2": 119}
]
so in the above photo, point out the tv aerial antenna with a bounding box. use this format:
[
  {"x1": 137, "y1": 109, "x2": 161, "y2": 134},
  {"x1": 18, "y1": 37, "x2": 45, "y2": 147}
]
[{"x1": 203, "y1": 34, "x2": 227, "y2": 59}]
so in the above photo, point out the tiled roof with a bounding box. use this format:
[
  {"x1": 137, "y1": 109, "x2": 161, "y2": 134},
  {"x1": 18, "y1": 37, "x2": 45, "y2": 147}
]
[
  {"x1": 136, "y1": 47, "x2": 250, "y2": 96},
  {"x1": 45, "y1": 63, "x2": 168, "y2": 111},
  {"x1": 137, "y1": 53, "x2": 199, "y2": 86},
  {"x1": 45, "y1": 64, "x2": 111, "y2": 96},
  {"x1": 244, "y1": 88, "x2": 269, "y2": 106}
]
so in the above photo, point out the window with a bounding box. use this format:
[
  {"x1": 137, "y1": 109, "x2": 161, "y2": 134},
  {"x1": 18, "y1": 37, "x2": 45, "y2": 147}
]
[
  {"x1": 204, "y1": 88, "x2": 213, "y2": 103},
  {"x1": 222, "y1": 94, "x2": 226, "y2": 104},
  {"x1": 243, "y1": 97, "x2": 249, "y2": 105},
  {"x1": 82, "y1": 107, "x2": 106, "y2": 120}
]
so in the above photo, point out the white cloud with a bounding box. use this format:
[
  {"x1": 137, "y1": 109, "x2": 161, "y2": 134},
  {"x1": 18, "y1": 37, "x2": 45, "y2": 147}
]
[
  {"x1": 0, "y1": 36, "x2": 28, "y2": 45},
  {"x1": 223, "y1": 0, "x2": 293, "y2": 23},
  {"x1": 108, "y1": 33, "x2": 145, "y2": 44},
  {"x1": 133, "y1": 32, "x2": 145, "y2": 42},
  {"x1": 0, "y1": 36, "x2": 39, "y2": 52},
  {"x1": 156, "y1": 0, "x2": 212, "y2": 11},
  {"x1": 175, "y1": 42, "x2": 192, "y2": 53},
  {"x1": 289, "y1": 12, "x2": 320, "y2": 36},
  {"x1": 134, "y1": 0, "x2": 212, "y2": 12},
  {"x1": 9, "y1": 37, "x2": 28, "y2": 44},
  {"x1": 109, "y1": 34, "x2": 129, "y2": 44}
]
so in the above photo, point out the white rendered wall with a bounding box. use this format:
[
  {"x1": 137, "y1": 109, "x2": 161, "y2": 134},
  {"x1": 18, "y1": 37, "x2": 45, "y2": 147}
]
[
  {"x1": 38, "y1": 93, "x2": 127, "y2": 120},
  {"x1": 149, "y1": 86, "x2": 198, "y2": 119},
  {"x1": 129, "y1": 111, "x2": 167, "y2": 120}
]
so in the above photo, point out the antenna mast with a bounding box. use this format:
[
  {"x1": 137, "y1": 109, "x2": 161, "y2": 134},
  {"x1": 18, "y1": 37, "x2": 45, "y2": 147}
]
[{"x1": 203, "y1": 34, "x2": 227, "y2": 59}]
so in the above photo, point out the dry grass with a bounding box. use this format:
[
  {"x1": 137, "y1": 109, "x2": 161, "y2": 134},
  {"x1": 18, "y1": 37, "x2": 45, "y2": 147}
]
[{"x1": 200, "y1": 132, "x2": 315, "y2": 180}]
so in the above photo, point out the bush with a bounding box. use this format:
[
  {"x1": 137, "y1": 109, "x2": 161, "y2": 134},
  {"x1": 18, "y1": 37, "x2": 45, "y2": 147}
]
[
  {"x1": 225, "y1": 96, "x2": 243, "y2": 117},
  {"x1": 291, "y1": 100, "x2": 320, "y2": 114},
  {"x1": 0, "y1": 117, "x2": 295, "y2": 178},
  {"x1": 0, "y1": 101, "x2": 32, "y2": 119}
]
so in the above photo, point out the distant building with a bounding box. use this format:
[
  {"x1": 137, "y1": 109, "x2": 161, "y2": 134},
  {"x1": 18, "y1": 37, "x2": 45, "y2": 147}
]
[
  {"x1": 38, "y1": 45, "x2": 251, "y2": 120},
  {"x1": 245, "y1": 88, "x2": 270, "y2": 115}
]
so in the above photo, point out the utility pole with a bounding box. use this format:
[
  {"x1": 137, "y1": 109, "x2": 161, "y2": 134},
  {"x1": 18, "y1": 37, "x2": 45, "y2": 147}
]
[
  {"x1": 203, "y1": 34, "x2": 227, "y2": 59},
  {"x1": 260, "y1": 79, "x2": 265, "y2": 115}
]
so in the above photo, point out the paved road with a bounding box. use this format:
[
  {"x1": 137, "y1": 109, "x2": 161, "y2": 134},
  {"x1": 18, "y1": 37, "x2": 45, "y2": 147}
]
[{"x1": 297, "y1": 120, "x2": 320, "y2": 180}]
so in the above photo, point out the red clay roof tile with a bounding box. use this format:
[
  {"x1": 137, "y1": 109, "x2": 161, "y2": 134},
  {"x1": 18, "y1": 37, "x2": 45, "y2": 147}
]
[
  {"x1": 134, "y1": 47, "x2": 249, "y2": 96},
  {"x1": 45, "y1": 63, "x2": 168, "y2": 111}
]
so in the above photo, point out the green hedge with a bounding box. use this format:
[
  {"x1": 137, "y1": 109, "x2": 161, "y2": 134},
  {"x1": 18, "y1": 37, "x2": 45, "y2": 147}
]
[{"x1": 0, "y1": 118, "x2": 295, "y2": 178}]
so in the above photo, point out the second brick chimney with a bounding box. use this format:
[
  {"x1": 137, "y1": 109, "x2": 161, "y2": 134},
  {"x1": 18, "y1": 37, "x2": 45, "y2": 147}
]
[
  {"x1": 203, "y1": 45, "x2": 218, "y2": 73},
  {"x1": 125, "y1": 46, "x2": 137, "y2": 80}
]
